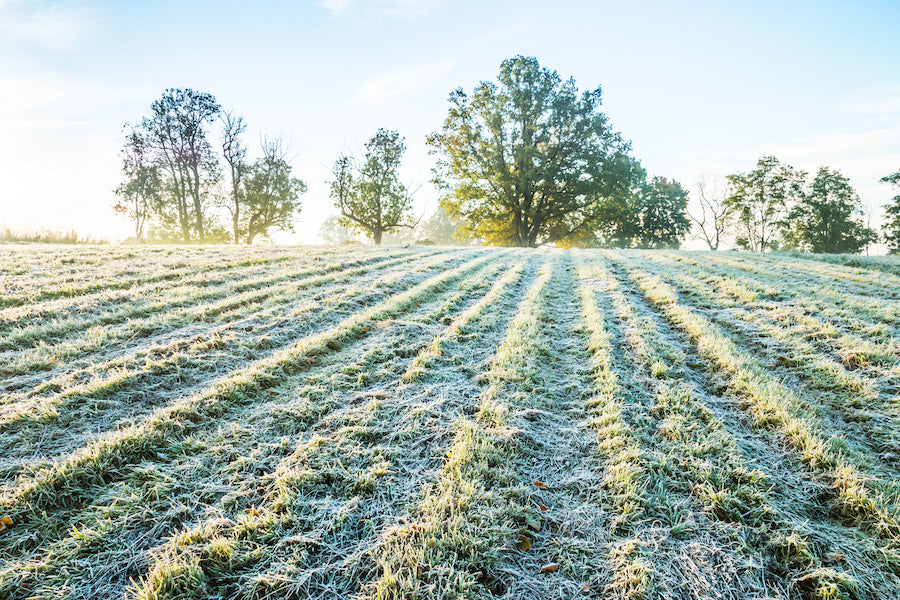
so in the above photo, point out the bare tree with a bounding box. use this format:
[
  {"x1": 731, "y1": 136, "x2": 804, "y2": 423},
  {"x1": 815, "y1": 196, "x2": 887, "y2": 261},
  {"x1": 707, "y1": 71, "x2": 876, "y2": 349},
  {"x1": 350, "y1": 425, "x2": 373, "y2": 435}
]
[
  {"x1": 221, "y1": 111, "x2": 247, "y2": 243},
  {"x1": 688, "y1": 178, "x2": 730, "y2": 250}
]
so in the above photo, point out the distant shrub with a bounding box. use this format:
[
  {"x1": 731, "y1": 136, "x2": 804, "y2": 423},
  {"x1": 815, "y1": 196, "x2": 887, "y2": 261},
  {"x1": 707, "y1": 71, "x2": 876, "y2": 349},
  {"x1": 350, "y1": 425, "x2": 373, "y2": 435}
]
[{"x1": 0, "y1": 227, "x2": 109, "y2": 244}]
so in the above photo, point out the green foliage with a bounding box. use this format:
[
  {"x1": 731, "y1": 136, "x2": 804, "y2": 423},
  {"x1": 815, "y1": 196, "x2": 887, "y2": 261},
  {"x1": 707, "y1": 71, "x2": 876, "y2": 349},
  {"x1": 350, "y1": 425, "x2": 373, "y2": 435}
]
[
  {"x1": 633, "y1": 176, "x2": 691, "y2": 249},
  {"x1": 428, "y1": 55, "x2": 642, "y2": 247},
  {"x1": 241, "y1": 139, "x2": 306, "y2": 244},
  {"x1": 113, "y1": 128, "x2": 161, "y2": 242},
  {"x1": 881, "y1": 169, "x2": 900, "y2": 254},
  {"x1": 418, "y1": 206, "x2": 462, "y2": 245},
  {"x1": 138, "y1": 88, "x2": 222, "y2": 242},
  {"x1": 782, "y1": 167, "x2": 877, "y2": 254},
  {"x1": 330, "y1": 128, "x2": 413, "y2": 245},
  {"x1": 726, "y1": 156, "x2": 806, "y2": 252}
]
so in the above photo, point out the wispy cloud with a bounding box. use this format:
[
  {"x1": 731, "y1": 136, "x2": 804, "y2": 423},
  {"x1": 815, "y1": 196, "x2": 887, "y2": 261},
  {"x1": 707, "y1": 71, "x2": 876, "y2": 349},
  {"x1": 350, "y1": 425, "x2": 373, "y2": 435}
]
[
  {"x1": 0, "y1": 0, "x2": 94, "y2": 51},
  {"x1": 317, "y1": 0, "x2": 353, "y2": 16},
  {"x1": 352, "y1": 60, "x2": 454, "y2": 106},
  {"x1": 317, "y1": 0, "x2": 445, "y2": 17},
  {"x1": 382, "y1": 0, "x2": 446, "y2": 18}
]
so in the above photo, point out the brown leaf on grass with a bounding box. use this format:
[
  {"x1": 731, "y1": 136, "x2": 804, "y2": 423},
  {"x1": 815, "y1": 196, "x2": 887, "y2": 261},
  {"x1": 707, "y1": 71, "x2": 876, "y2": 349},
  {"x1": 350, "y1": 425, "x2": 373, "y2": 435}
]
[
  {"x1": 534, "y1": 480, "x2": 549, "y2": 489},
  {"x1": 824, "y1": 552, "x2": 846, "y2": 565},
  {"x1": 539, "y1": 503, "x2": 548, "y2": 511},
  {"x1": 517, "y1": 535, "x2": 531, "y2": 551},
  {"x1": 0, "y1": 515, "x2": 12, "y2": 532},
  {"x1": 539, "y1": 563, "x2": 559, "y2": 574},
  {"x1": 579, "y1": 582, "x2": 591, "y2": 592}
]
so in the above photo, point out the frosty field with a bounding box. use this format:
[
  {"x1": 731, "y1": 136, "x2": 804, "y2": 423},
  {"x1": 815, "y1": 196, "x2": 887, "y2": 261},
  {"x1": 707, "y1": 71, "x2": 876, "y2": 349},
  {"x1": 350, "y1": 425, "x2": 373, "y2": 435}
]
[{"x1": 0, "y1": 245, "x2": 899, "y2": 600}]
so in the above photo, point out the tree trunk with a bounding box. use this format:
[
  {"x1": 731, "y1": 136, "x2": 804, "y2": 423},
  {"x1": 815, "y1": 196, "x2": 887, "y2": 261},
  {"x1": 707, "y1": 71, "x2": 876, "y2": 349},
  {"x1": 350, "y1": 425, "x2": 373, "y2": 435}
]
[{"x1": 373, "y1": 229, "x2": 382, "y2": 245}]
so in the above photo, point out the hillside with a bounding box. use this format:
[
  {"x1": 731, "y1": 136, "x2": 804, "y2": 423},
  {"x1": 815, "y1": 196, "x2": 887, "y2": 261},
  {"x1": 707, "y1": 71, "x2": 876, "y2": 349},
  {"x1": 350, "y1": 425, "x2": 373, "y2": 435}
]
[{"x1": 0, "y1": 245, "x2": 898, "y2": 599}]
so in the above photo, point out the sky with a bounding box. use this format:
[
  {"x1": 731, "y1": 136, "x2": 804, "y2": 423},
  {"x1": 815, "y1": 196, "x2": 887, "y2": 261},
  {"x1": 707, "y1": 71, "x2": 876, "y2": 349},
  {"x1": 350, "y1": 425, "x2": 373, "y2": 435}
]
[{"x1": 1, "y1": 0, "x2": 899, "y2": 247}]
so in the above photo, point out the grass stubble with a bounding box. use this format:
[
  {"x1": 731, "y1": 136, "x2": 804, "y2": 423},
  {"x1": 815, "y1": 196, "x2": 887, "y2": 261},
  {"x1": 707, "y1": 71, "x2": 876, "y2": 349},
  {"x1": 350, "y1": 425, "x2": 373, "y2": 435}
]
[{"x1": 0, "y1": 245, "x2": 897, "y2": 599}]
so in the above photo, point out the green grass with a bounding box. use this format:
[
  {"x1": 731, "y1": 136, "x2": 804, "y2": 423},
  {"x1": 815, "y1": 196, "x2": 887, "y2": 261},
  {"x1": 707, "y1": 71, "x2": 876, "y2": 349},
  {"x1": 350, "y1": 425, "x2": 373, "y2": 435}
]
[{"x1": 0, "y1": 246, "x2": 899, "y2": 600}]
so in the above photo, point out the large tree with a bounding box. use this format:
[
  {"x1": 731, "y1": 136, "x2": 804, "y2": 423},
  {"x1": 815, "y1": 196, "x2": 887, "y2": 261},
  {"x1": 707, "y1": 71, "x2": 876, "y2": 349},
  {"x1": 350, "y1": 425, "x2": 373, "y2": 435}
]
[
  {"x1": 330, "y1": 129, "x2": 413, "y2": 245},
  {"x1": 725, "y1": 156, "x2": 805, "y2": 252},
  {"x1": 242, "y1": 139, "x2": 306, "y2": 244},
  {"x1": 782, "y1": 167, "x2": 877, "y2": 254},
  {"x1": 427, "y1": 55, "x2": 640, "y2": 247},
  {"x1": 139, "y1": 88, "x2": 222, "y2": 241},
  {"x1": 882, "y1": 169, "x2": 900, "y2": 254},
  {"x1": 113, "y1": 128, "x2": 160, "y2": 242}
]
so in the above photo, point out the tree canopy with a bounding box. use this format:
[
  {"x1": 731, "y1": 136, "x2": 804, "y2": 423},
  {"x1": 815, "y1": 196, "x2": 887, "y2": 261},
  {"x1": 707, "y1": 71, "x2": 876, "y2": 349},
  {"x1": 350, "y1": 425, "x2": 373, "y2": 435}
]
[
  {"x1": 428, "y1": 55, "x2": 644, "y2": 248},
  {"x1": 882, "y1": 169, "x2": 900, "y2": 254},
  {"x1": 725, "y1": 156, "x2": 806, "y2": 252},
  {"x1": 242, "y1": 139, "x2": 306, "y2": 244},
  {"x1": 330, "y1": 128, "x2": 413, "y2": 245},
  {"x1": 139, "y1": 88, "x2": 222, "y2": 241},
  {"x1": 782, "y1": 167, "x2": 877, "y2": 254}
]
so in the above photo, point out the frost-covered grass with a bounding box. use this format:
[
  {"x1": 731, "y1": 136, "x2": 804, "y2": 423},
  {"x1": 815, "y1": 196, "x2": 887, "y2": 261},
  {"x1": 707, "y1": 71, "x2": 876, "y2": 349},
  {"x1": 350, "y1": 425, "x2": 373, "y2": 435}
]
[{"x1": 0, "y1": 245, "x2": 898, "y2": 600}]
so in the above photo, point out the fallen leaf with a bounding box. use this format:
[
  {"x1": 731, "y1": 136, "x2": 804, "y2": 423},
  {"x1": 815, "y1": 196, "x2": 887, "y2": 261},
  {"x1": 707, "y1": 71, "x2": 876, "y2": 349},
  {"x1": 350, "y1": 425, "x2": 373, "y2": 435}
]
[
  {"x1": 0, "y1": 516, "x2": 11, "y2": 526},
  {"x1": 517, "y1": 535, "x2": 531, "y2": 551},
  {"x1": 539, "y1": 563, "x2": 559, "y2": 574},
  {"x1": 539, "y1": 503, "x2": 548, "y2": 511},
  {"x1": 579, "y1": 583, "x2": 591, "y2": 592},
  {"x1": 534, "y1": 480, "x2": 549, "y2": 489},
  {"x1": 824, "y1": 552, "x2": 846, "y2": 565}
]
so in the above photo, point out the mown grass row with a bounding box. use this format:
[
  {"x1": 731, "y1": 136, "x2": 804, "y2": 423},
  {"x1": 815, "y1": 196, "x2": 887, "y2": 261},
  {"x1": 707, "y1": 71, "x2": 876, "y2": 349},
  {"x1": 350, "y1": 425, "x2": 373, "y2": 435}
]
[
  {"x1": 0, "y1": 254, "x2": 498, "y2": 482},
  {"x1": 0, "y1": 246, "x2": 324, "y2": 309},
  {"x1": 1, "y1": 249, "x2": 452, "y2": 407},
  {"x1": 0, "y1": 248, "x2": 426, "y2": 362},
  {"x1": 689, "y1": 253, "x2": 900, "y2": 328},
  {"x1": 0, "y1": 252, "x2": 507, "y2": 598},
  {"x1": 647, "y1": 252, "x2": 899, "y2": 357},
  {"x1": 359, "y1": 258, "x2": 561, "y2": 599},
  {"x1": 629, "y1": 253, "x2": 900, "y2": 479},
  {"x1": 589, "y1": 252, "x2": 899, "y2": 599},
  {"x1": 0, "y1": 248, "x2": 327, "y2": 328},
  {"x1": 607, "y1": 254, "x2": 900, "y2": 546},
  {"x1": 2, "y1": 252, "x2": 497, "y2": 519},
  {"x1": 126, "y1": 257, "x2": 533, "y2": 600}
]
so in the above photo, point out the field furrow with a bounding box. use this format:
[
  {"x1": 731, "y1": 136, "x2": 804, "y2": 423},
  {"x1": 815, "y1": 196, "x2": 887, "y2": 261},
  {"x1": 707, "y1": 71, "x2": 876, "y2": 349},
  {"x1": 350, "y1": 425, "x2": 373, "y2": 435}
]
[
  {"x1": 0, "y1": 249, "x2": 432, "y2": 378},
  {"x1": 627, "y1": 253, "x2": 900, "y2": 473},
  {"x1": 0, "y1": 252, "x2": 524, "y2": 599},
  {"x1": 604, "y1": 254, "x2": 900, "y2": 547},
  {"x1": 0, "y1": 252, "x2": 496, "y2": 480},
  {"x1": 1, "y1": 245, "x2": 897, "y2": 600}
]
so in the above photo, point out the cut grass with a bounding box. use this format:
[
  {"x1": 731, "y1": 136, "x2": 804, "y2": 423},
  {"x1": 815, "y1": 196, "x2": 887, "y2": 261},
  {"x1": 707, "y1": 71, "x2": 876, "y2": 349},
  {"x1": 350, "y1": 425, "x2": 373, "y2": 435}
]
[{"x1": 1, "y1": 246, "x2": 899, "y2": 600}]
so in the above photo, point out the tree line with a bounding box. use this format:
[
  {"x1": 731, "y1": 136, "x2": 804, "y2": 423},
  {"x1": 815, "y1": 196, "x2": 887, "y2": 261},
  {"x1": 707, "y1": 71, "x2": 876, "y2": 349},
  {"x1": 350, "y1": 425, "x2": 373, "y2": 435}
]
[{"x1": 116, "y1": 57, "x2": 900, "y2": 254}]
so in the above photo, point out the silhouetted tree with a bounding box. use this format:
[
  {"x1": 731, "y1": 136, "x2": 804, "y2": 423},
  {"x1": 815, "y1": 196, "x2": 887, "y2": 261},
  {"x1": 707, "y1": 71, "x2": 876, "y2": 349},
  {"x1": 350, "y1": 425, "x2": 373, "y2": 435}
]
[
  {"x1": 139, "y1": 88, "x2": 221, "y2": 241},
  {"x1": 689, "y1": 178, "x2": 730, "y2": 250},
  {"x1": 113, "y1": 127, "x2": 160, "y2": 242},
  {"x1": 221, "y1": 111, "x2": 247, "y2": 243}
]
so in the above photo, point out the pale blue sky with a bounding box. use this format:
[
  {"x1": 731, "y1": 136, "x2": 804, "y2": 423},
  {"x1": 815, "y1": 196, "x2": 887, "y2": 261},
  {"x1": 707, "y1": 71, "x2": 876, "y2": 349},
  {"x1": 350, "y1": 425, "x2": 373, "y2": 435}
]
[{"x1": 1, "y1": 0, "x2": 898, "y2": 245}]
